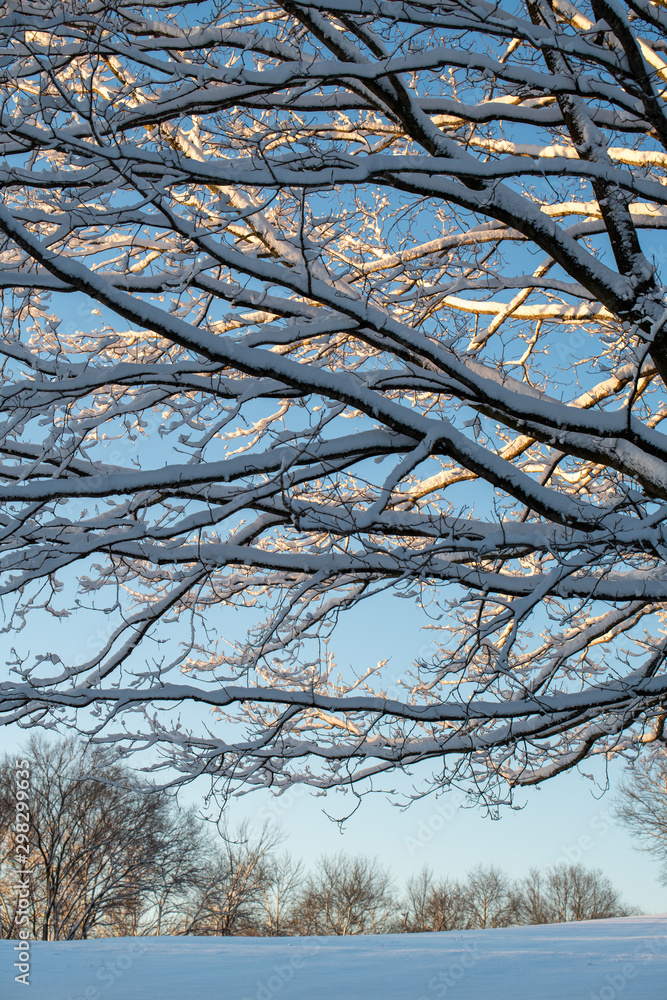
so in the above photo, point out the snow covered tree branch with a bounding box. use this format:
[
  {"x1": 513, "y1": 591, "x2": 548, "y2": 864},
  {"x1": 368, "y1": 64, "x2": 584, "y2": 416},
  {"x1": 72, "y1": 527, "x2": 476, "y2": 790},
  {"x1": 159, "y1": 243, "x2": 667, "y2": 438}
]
[{"x1": 1, "y1": 0, "x2": 667, "y2": 803}]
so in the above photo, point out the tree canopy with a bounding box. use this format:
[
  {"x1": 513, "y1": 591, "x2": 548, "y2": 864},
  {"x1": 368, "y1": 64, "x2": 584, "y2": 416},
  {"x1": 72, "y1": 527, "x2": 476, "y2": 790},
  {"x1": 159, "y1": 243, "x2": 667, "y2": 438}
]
[
  {"x1": 0, "y1": 735, "x2": 204, "y2": 938},
  {"x1": 617, "y1": 751, "x2": 667, "y2": 882},
  {"x1": 1, "y1": 0, "x2": 667, "y2": 803}
]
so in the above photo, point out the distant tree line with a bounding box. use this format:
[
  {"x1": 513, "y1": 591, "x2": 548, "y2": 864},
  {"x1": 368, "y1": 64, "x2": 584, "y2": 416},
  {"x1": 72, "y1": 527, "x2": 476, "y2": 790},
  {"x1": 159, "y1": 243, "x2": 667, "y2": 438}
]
[{"x1": 0, "y1": 737, "x2": 653, "y2": 940}]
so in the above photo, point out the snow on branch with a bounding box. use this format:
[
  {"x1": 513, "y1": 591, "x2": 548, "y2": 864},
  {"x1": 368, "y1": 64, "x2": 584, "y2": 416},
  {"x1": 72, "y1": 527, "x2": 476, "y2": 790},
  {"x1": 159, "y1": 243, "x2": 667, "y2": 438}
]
[{"x1": 0, "y1": 0, "x2": 666, "y2": 805}]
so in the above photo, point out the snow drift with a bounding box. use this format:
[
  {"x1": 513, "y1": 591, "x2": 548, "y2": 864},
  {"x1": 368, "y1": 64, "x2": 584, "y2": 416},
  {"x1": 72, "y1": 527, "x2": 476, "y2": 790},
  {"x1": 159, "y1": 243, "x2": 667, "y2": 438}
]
[{"x1": 3, "y1": 915, "x2": 666, "y2": 1000}]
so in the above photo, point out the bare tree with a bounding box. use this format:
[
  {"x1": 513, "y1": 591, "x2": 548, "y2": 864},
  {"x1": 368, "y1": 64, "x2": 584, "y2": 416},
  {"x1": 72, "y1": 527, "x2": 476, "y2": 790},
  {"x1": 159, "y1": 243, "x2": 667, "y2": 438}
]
[
  {"x1": 259, "y1": 850, "x2": 304, "y2": 937},
  {"x1": 181, "y1": 822, "x2": 280, "y2": 936},
  {"x1": 1, "y1": 0, "x2": 667, "y2": 804},
  {"x1": 463, "y1": 864, "x2": 514, "y2": 929},
  {"x1": 292, "y1": 854, "x2": 396, "y2": 935},
  {"x1": 510, "y1": 868, "x2": 553, "y2": 926},
  {"x1": 617, "y1": 753, "x2": 667, "y2": 883},
  {"x1": 404, "y1": 867, "x2": 468, "y2": 932},
  {"x1": 405, "y1": 862, "x2": 632, "y2": 933},
  {"x1": 0, "y1": 783, "x2": 19, "y2": 939},
  {"x1": 512, "y1": 864, "x2": 633, "y2": 924},
  {"x1": 404, "y1": 867, "x2": 436, "y2": 933},
  {"x1": 0, "y1": 735, "x2": 205, "y2": 940}
]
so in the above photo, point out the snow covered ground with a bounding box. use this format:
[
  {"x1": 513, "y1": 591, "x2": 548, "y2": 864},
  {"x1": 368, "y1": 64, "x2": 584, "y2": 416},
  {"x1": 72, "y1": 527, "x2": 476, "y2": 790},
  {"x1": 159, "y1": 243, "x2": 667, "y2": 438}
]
[{"x1": 3, "y1": 916, "x2": 666, "y2": 1000}]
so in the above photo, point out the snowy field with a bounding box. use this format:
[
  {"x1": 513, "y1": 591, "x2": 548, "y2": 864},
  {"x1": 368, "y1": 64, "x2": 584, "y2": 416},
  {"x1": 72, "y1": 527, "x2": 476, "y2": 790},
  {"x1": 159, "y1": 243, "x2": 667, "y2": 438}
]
[{"x1": 3, "y1": 916, "x2": 666, "y2": 1000}]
